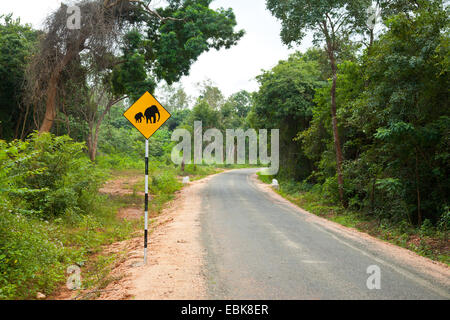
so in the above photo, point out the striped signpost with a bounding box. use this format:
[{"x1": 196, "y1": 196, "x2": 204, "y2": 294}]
[
  {"x1": 144, "y1": 139, "x2": 149, "y2": 263},
  {"x1": 123, "y1": 92, "x2": 171, "y2": 265}
]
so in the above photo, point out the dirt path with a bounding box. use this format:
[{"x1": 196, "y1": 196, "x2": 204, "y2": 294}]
[
  {"x1": 95, "y1": 173, "x2": 221, "y2": 300},
  {"x1": 99, "y1": 175, "x2": 143, "y2": 197}
]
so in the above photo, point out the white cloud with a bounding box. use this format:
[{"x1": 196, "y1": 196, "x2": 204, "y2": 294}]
[
  {"x1": 178, "y1": 0, "x2": 313, "y2": 98},
  {"x1": 0, "y1": 0, "x2": 62, "y2": 28}
]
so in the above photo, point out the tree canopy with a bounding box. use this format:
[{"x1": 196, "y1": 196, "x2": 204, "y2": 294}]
[
  {"x1": 0, "y1": 15, "x2": 39, "y2": 140},
  {"x1": 27, "y1": 0, "x2": 244, "y2": 133},
  {"x1": 250, "y1": 50, "x2": 325, "y2": 179}
]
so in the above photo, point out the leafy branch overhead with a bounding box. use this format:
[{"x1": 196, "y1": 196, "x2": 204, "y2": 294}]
[{"x1": 26, "y1": 0, "x2": 244, "y2": 133}]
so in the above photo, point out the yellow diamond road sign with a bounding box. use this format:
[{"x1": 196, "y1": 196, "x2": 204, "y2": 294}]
[{"x1": 124, "y1": 92, "x2": 171, "y2": 139}]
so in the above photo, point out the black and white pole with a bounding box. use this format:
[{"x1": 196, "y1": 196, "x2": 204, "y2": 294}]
[{"x1": 144, "y1": 139, "x2": 149, "y2": 264}]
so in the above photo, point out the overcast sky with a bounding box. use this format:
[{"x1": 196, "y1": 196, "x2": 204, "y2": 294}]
[{"x1": 0, "y1": 0, "x2": 313, "y2": 99}]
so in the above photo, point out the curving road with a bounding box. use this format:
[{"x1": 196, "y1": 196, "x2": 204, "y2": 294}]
[{"x1": 200, "y1": 169, "x2": 450, "y2": 300}]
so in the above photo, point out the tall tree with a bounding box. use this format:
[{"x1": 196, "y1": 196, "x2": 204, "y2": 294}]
[
  {"x1": 364, "y1": 0, "x2": 449, "y2": 225},
  {"x1": 221, "y1": 90, "x2": 252, "y2": 129},
  {"x1": 266, "y1": 0, "x2": 371, "y2": 205},
  {"x1": 250, "y1": 51, "x2": 325, "y2": 179},
  {"x1": 27, "y1": 0, "x2": 243, "y2": 134},
  {"x1": 196, "y1": 79, "x2": 225, "y2": 110},
  {"x1": 159, "y1": 83, "x2": 192, "y2": 112},
  {"x1": 27, "y1": 1, "x2": 130, "y2": 133},
  {"x1": 0, "y1": 15, "x2": 39, "y2": 140},
  {"x1": 187, "y1": 99, "x2": 222, "y2": 130}
]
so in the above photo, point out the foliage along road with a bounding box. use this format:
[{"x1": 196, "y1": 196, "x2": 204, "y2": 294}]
[{"x1": 200, "y1": 169, "x2": 450, "y2": 299}]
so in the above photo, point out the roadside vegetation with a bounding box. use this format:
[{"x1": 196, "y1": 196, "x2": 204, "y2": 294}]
[
  {"x1": 0, "y1": 133, "x2": 136, "y2": 299},
  {"x1": 0, "y1": 0, "x2": 245, "y2": 299},
  {"x1": 251, "y1": 0, "x2": 449, "y2": 264},
  {"x1": 0, "y1": 0, "x2": 448, "y2": 299},
  {"x1": 0, "y1": 123, "x2": 228, "y2": 299}
]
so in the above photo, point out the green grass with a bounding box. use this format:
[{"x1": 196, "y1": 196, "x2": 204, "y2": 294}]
[
  {"x1": 96, "y1": 154, "x2": 144, "y2": 170},
  {"x1": 0, "y1": 192, "x2": 139, "y2": 300},
  {"x1": 257, "y1": 172, "x2": 449, "y2": 266}
]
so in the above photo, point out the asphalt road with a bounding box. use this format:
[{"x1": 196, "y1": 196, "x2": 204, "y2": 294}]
[{"x1": 200, "y1": 169, "x2": 450, "y2": 300}]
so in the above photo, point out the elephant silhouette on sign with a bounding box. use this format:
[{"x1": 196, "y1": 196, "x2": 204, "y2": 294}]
[
  {"x1": 135, "y1": 112, "x2": 144, "y2": 123},
  {"x1": 144, "y1": 105, "x2": 160, "y2": 124}
]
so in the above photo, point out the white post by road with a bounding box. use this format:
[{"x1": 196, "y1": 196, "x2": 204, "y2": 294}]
[{"x1": 144, "y1": 139, "x2": 149, "y2": 264}]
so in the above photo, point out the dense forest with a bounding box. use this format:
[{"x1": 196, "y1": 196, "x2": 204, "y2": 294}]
[
  {"x1": 0, "y1": 0, "x2": 448, "y2": 299},
  {"x1": 260, "y1": 0, "x2": 449, "y2": 227}
]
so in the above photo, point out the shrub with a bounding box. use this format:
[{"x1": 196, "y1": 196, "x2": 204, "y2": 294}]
[
  {"x1": 150, "y1": 170, "x2": 182, "y2": 195},
  {"x1": 321, "y1": 176, "x2": 340, "y2": 203},
  {"x1": 0, "y1": 208, "x2": 66, "y2": 299},
  {"x1": 438, "y1": 206, "x2": 449, "y2": 232},
  {"x1": 2, "y1": 132, "x2": 106, "y2": 219},
  {"x1": 420, "y1": 219, "x2": 435, "y2": 237},
  {"x1": 96, "y1": 153, "x2": 144, "y2": 170}
]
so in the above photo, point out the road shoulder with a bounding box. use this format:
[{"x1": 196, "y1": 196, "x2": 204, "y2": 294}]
[{"x1": 95, "y1": 172, "x2": 228, "y2": 300}]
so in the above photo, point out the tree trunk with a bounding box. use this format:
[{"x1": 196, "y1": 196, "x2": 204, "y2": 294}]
[
  {"x1": 321, "y1": 19, "x2": 346, "y2": 207},
  {"x1": 19, "y1": 103, "x2": 31, "y2": 139},
  {"x1": 87, "y1": 122, "x2": 95, "y2": 162},
  {"x1": 39, "y1": 74, "x2": 59, "y2": 133},
  {"x1": 329, "y1": 57, "x2": 346, "y2": 206},
  {"x1": 371, "y1": 178, "x2": 376, "y2": 214},
  {"x1": 415, "y1": 150, "x2": 422, "y2": 226},
  {"x1": 90, "y1": 121, "x2": 101, "y2": 162},
  {"x1": 39, "y1": 44, "x2": 82, "y2": 133},
  {"x1": 89, "y1": 137, "x2": 98, "y2": 162},
  {"x1": 86, "y1": 96, "x2": 127, "y2": 162}
]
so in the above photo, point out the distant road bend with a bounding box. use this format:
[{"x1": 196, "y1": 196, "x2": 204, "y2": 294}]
[{"x1": 200, "y1": 169, "x2": 450, "y2": 300}]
